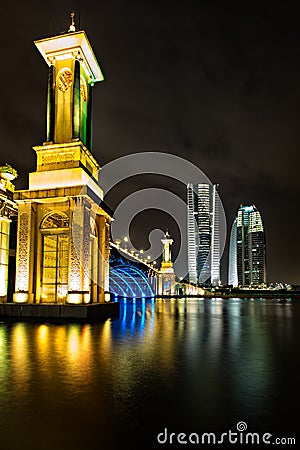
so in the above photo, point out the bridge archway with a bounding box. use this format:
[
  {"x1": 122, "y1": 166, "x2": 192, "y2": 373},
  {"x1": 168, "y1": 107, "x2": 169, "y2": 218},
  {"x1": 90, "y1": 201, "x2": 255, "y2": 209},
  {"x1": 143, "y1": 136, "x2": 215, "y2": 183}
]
[{"x1": 109, "y1": 264, "x2": 154, "y2": 298}]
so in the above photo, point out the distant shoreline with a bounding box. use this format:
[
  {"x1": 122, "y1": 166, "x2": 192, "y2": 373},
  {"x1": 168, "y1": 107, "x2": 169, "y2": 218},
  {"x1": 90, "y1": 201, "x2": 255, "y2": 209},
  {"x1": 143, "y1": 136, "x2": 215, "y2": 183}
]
[
  {"x1": 157, "y1": 289, "x2": 300, "y2": 299},
  {"x1": 204, "y1": 291, "x2": 300, "y2": 299}
]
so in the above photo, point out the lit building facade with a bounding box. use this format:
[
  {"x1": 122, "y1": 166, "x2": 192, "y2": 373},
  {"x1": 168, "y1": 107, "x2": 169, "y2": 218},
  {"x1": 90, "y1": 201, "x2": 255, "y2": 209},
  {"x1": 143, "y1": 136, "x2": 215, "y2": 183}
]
[
  {"x1": 228, "y1": 205, "x2": 267, "y2": 287},
  {"x1": 13, "y1": 19, "x2": 112, "y2": 304},
  {"x1": 187, "y1": 183, "x2": 220, "y2": 285},
  {"x1": 0, "y1": 165, "x2": 18, "y2": 302},
  {"x1": 228, "y1": 217, "x2": 238, "y2": 286}
]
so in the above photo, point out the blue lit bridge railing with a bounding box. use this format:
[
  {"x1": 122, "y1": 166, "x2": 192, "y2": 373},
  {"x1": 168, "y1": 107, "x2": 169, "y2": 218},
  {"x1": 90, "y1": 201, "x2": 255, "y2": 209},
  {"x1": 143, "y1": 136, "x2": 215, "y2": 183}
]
[{"x1": 109, "y1": 243, "x2": 157, "y2": 299}]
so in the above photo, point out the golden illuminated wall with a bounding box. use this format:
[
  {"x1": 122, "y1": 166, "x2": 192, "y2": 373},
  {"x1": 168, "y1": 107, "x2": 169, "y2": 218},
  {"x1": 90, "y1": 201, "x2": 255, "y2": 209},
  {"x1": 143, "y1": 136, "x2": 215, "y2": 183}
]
[
  {"x1": 14, "y1": 202, "x2": 36, "y2": 303},
  {"x1": 68, "y1": 197, "x2": 91, "y2": 304},
  {"x1": 97, "y1": 215, "x2": 110, "y2": 294},
  {"x1": 0, "y1": 218, "x2": 11, "y2": 297},
  {"x1": 13, "y1": 193, "x2": 111, "y2": 304},
  {"x1": 55, "y1": 61, "x2": 74, "y2": 143},
  {"x1": 0, "y1": 166, "x2": 18, "y2": 302}
]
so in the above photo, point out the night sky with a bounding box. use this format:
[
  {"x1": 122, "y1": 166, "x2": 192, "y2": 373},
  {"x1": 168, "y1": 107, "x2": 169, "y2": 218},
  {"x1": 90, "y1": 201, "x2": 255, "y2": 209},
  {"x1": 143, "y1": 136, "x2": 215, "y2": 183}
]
[{"x1": 1, "y1": 0, "x2": 300, "y2": 284}]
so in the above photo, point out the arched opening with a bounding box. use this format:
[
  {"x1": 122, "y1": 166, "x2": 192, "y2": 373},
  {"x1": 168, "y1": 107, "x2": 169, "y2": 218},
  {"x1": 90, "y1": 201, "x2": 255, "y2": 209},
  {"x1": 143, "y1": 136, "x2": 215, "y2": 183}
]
[
  {"x1": 40, "y1": 212, "x2": 69, "y2": 303},
  {"x1": 109, "y1": 264, "x2": 155, "y2": 298}
]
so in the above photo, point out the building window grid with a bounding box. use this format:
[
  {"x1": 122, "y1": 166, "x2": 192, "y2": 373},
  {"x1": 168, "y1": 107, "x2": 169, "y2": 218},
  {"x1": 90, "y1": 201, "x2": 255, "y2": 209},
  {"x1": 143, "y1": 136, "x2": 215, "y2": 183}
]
[{"x1": 40, "y1": 212, "x2": 70, "y2": 303}]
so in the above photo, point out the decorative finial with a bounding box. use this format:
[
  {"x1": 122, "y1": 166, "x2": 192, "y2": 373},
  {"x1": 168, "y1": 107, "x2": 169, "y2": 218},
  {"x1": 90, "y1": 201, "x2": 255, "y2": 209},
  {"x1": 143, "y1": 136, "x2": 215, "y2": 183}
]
[
  {"x1": 68, "y1": 12, "x2": 76, "y2": 32},
  {"x1": 0, "y1": 164, "x2": 18, "y2": 181}
]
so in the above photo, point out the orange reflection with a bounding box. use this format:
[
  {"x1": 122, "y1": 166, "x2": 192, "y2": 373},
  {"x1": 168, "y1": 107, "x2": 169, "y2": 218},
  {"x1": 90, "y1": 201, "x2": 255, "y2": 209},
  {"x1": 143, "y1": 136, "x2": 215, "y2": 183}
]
[
  {"x1": 36, "y1": 324, "x2": 49, "y2": 360},
  {"x1": 67, "y1": 325, "x2": 80, "y2": 359},
  {"x1": 80, "y1": 324, "x2": 92, "y2": 375},
  {"x1": 0, "y1": 327, "x2": 9, "y2": 389},
  {"x1": 63, "y1": 324, "x2": 93, "y2": 381},
  {"x1": 11, "y1": 323, "x2": 30, "y2": 393},
  {"x1": 54, "y1": 326, "x2": 67, "y2": 357},
  {"x1": 99, "y1": 319, "x2": 112, "y2": 360}
]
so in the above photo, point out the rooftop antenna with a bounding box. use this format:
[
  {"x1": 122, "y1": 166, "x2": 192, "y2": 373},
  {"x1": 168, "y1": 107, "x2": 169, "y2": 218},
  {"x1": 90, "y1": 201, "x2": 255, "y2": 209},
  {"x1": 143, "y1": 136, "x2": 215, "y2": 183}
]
[{"x1": 68, "y1": 12, "x2": 76, "y2": 32}]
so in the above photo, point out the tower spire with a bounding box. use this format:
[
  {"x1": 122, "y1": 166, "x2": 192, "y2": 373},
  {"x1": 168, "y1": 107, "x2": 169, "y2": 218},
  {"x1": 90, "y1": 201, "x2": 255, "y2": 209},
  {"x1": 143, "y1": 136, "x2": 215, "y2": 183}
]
[
  {"x1": 157, "y1": 230, "x2": 176, "y2": 296},
  {"x1": 68, "y1": 12, "x2": 76, "y2": 32},
  {"x1": 35, "y1": 18, "x2": 103, "y2": 147},
  {"x1": 161, "y1": 230, "x2": 173, "y2": 265}
]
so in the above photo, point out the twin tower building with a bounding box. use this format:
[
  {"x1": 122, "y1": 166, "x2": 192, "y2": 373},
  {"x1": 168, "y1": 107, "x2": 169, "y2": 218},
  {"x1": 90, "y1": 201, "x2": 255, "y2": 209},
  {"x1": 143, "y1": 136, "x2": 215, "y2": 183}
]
[{"x1": 187, "y1": 185, "x2": 267, "y2": 287}]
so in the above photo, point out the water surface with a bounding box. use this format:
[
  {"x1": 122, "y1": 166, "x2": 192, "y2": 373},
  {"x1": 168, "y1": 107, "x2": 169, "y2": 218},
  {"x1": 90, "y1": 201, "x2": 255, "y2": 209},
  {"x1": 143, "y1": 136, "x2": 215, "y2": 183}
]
[{"x1": 0, "y1": 298, "x2": 298, "y2": 449}]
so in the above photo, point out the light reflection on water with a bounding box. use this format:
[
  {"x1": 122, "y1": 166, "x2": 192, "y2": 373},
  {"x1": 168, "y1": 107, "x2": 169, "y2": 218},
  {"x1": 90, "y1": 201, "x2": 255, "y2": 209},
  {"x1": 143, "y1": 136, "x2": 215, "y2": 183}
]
[{"x1": 0, "y1": 297, "x2": 299, "y2": 449}]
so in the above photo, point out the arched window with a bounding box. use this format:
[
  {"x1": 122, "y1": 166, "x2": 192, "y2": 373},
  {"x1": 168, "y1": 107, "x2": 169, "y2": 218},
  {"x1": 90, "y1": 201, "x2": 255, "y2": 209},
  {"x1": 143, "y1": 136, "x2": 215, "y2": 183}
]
[
  {"x1": 40, "y1": 212, "x2": 69, "y2": 303},
  {"x1": 41, "y1": 212, "x2": 69, "y2": 229}
]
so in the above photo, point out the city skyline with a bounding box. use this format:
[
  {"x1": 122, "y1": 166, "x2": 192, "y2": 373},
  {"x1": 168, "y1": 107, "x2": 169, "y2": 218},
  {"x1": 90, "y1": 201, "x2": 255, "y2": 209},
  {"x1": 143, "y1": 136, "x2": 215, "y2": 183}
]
[{"x1": 1, "y1": 1, "x2": 300, "y2": 283}]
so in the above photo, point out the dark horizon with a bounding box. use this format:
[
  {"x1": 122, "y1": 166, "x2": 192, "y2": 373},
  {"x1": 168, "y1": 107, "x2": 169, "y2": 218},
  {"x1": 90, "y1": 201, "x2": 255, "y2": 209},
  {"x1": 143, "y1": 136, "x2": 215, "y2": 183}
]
[{"x1": 1, "y1": 0, "x2": 300, "y2": 284}]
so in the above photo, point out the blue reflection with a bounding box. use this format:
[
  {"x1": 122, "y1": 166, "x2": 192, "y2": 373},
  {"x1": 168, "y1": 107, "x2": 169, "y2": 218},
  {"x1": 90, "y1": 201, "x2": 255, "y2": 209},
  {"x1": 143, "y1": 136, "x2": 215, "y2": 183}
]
[
  {"x1": 150, "y1": 300, "x2": 155, "y2": 332},
  {"x1": 118, "y1": 298, "x2": 154, "y2": 335},
  {"x1": 140, "y1": 299, "x2": 146, "y2": 331},
  {"x1": 121, "y1": 300, "x2": 127, "y2": 333},
  {"x1": 130, "y1": 301, "x2": 136, "y2": 330}
]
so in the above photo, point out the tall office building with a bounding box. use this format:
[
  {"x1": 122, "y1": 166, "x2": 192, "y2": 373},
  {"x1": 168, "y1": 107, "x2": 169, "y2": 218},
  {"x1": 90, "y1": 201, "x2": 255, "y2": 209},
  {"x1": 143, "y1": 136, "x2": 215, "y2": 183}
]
[
  {"x1": 187, "y1": 183, "x2": 220, "y2": 286},
  {"x1": 228, "y1": 205, "x2": 267, "y2": 287},
  {"x1": 228, "y1": 217, "x2": 238, "y2": 286}
]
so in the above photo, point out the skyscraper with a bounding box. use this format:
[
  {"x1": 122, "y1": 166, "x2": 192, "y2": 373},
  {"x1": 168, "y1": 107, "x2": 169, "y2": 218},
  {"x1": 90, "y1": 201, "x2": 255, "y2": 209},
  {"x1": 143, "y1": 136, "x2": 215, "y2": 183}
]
[
  {"x1": 187, "y1": 183, "x2": 220, "y2": 285},
  {"x1": 228, "y1": 217, "x2": 238, "y2": 286},
  {"x1": 228, "y1": 205, "x2": 267, "y2": 287}
]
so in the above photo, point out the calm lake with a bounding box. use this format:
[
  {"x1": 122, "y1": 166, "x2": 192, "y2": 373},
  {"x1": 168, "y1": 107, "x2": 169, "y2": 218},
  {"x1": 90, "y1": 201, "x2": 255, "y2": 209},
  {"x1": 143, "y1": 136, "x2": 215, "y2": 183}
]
[{"x1": 0, "y1": 297, "x2": 298, "y2": 449}]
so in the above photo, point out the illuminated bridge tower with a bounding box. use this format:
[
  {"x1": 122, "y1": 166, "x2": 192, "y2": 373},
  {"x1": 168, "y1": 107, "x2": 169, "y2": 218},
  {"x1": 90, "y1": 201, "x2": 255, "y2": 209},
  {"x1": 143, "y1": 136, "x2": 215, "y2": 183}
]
[
  {"x1": 13, "y1": 15, "x2": 112, "y2": 304},
  {"x1": 157, "y1": 231, "x2": 176, "y2": 296}
]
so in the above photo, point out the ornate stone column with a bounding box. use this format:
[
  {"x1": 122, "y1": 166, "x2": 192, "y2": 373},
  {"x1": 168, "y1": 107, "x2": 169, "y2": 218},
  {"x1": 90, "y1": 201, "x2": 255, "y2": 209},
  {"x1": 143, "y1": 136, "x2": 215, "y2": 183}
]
[
  {"x1": 0, "y1": 165, "x2": 18, "y2": 302},
  {"x1": 67, "y1": 197, "x2": 91, "y2": 304},
  {"x1": 97, "y1": 216, "x2": 110, "y2": 302},
  {"x1": 0, "y1": 217, "x2": 11, "y2": 300},
  {"x1": 13, "y1": 202, "x2": 35, "y2": 303}
]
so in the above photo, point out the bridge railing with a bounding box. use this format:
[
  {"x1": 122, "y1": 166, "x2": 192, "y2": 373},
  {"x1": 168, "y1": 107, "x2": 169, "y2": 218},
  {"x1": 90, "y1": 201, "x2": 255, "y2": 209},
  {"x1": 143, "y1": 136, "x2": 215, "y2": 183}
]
[{"x1": 110, "y1": 242, "x2": 159, "y2": 273}]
